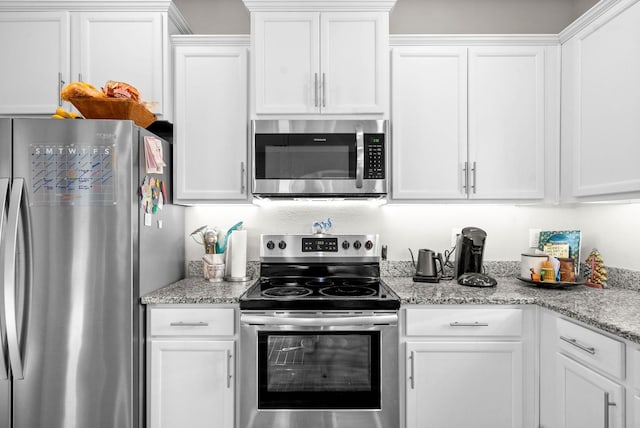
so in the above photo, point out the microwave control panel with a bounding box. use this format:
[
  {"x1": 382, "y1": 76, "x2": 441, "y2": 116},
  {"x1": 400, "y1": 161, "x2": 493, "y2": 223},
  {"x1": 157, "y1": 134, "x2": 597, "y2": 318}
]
[{"x1": 364, "y1": 135, "x2": 385, "y2": 179}]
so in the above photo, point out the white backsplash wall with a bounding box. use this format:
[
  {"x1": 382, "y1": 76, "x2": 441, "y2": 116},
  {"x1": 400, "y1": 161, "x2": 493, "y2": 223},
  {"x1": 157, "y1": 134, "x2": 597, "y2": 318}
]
[{"x1": 185, "y1": 202, "x2": 640, "y2": 271}]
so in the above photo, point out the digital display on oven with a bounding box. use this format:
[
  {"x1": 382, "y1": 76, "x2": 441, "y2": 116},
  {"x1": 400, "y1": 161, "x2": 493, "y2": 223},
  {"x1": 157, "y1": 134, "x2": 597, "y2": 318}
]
[{"x1": 302, "y1": 237, "x2": 338, "y2": 252}]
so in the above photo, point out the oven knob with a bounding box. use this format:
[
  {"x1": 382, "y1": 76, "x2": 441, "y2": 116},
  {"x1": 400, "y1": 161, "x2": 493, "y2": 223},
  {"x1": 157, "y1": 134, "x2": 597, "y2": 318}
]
[
  {"x1": 266, "y1": 240, "x2": 275, "y2": 250},
  {"x1": 353, "y1": 240, "x2": 362, "y2": 250},
  {"x1": 365, "y1": 240, "x2": 374, "y2": 250},
  {"x1": 278, "y1": 240, "x2": 287, "y2": 250},
  {"x1": 342, "y1": 240, "x2": 350, "y2": 250}
]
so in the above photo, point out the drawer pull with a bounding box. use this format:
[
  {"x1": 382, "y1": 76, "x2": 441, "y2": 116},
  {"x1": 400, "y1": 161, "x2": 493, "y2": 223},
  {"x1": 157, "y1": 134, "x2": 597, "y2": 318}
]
[
  {"x1": 169, "y1": 321, "x2": 209, "y2": 327},
  {"x1": 449, "y1": 321, "x2": 489, "y2": 327},
  {"x1": 560, "y1": 335, "x2": 596, "y2": 355}
]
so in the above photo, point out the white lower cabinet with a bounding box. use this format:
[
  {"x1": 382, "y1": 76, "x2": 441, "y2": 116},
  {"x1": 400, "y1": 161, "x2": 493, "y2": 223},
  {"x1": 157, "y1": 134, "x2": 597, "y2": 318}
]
[
  {"x1": 406, "y1": 341, "x2": 523, "y2": 428},
  {"x1": 557, "y1": 353, "x2": 623, "y2": 428},
  {"x1": 147, "y1": 306, "x2": 235, "y2": 428},
  {"x1": 403, "y1": 306, "x2": 534, "y2": 428}
]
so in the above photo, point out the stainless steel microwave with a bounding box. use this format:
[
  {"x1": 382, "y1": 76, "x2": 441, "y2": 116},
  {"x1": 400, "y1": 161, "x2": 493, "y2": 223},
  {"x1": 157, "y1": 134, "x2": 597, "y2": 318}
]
[{"x1": 251, "y1": 120, "x2": 388, "y2": 198}]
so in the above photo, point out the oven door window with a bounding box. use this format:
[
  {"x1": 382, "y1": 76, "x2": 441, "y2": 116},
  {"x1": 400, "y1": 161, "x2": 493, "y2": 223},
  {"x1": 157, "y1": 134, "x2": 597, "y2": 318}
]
[
  {"x1": 257, "y1": 331, "x2": 381, "y2": 409},
  {"x1": 255, "y1": 134, "x2": 356, "y2": 179}
]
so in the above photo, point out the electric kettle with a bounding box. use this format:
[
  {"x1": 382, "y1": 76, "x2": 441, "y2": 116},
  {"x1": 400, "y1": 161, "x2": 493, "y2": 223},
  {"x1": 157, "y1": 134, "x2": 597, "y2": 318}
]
[{"x1": 409, "y1": 248, "x2": 444, "y2": 283}]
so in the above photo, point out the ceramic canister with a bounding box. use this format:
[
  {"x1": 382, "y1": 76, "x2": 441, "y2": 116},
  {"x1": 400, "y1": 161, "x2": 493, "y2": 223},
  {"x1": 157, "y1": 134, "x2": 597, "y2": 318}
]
[{"x1": 520, "y1": 252, "x2": 549, "y2": 279}]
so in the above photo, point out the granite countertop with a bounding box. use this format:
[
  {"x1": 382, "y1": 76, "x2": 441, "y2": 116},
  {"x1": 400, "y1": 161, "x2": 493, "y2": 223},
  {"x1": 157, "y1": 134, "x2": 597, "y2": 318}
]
[{"x1": 141, "y1": 275, "x2": 640, "y2": 344}]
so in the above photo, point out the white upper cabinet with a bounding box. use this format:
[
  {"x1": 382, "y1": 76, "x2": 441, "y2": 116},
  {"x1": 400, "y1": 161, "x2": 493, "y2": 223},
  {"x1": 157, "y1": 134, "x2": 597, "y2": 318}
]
[
  {"x1": 320, "y1": 12, "x2": 387, "y2": 114},
  {"x1": 0, "y1": 12, "x2": 69, "y2": 114},
  {"x1": 173, "y1": 38, "x2": 249, "y2": 202},
  {"x1": 72, "y1": 12, "x2": 165, "y2": 115},
  {"x1": 561, "y1": 0, "x2": 640, "y2": 199},
  {"x1": 253, "y1": 12, "x2": 319, "y2": 114},
  {"x1": 391, "y1": 47, "x2": 468, "y2": 199},
  {"x1": 0, "y1": 1, "x2": 190, "y2": 119},
  {"x1": 391, "y1": 41, "x2": 556, "y2": 201},
  {"x1": 468, "y1": 46, "x2": 546, "y2": 200},
  {"x1": 251, "y1": 7, "x2": 390, "y2": 116}
]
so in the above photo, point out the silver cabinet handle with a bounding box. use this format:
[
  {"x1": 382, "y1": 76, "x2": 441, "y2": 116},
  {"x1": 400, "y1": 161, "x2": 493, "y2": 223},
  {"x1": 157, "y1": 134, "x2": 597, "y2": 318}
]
[
  {"x1": 321, "y1": 72, "x2": 326, "y2": 108},
  {"x1": 560, "y1": 335, "x2": 596, "y2": 355},
  {"x1": 604, "y1": 392, "x2": 616, "y2": 428},
  {"x1": 462, "y1": 161, "x2": 468, "y2": 194},
  {"x1": 471, "y1": 161, "x2": 477, "y2": 194},
  {"x1": 450, "y1": 321, "x2": 489, "y2": 327},
  {"x1": 169, "y1": 321, "x2": 209, "y2": 327},
  {"x1": 409, "y1": 351, "x2": 415, "y2": 389},
  {"x1": 58, "y1": 72, "x2": 65, "y2": 107},
  {"x1": 355, "y1": 125, "x2": 364, "y2": 189},
  {"x1": 78, "y1": 73, "x2": 83, "y2": 82},
  {"x1": 314, "y1": 73, "x2": 319, "y2": 108},
  {"x1": 226, "y1": 349, "x2": 233, "y2": 388},
  {"x1": 4, "y1": 178, "x2": 33, "y2": 380},
  {"x1": 0, "y1": 178, "x2": 9, "y2": 380},
  {"x1": 240, "y1": 162, "x2": 246, "y2": 194}
]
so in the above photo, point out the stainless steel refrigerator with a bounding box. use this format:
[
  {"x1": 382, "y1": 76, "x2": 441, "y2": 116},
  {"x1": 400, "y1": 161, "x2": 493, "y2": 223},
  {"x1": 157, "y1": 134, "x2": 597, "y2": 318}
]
[{"x1": 0, "y1": 118, "x2": 184, "y2": 428}]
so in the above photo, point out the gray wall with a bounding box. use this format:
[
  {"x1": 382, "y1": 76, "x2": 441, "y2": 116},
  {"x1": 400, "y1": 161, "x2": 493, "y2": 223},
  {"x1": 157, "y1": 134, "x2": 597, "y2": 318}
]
[{"x1": 174, "y1": 0, "x2": 599, "y2": 34}]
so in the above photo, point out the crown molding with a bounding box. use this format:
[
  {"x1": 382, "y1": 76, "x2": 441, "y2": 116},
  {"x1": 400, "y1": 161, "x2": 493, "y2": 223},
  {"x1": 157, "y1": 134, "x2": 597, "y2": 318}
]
[
  {"x1": 0, "y1": 1, "x2": 180, "y2": 12},
  {"x1": 242, "y1": 0, "x2": 397, "y2": 12},
  {"x1": 559, "y1": 0, "x2": 638, "y2": 43},
  {"x1": 390, "y1": 34, "x2": 560, "y2": 47},
  {"x1": 171, "y1": 35, "x2": 250, "y2": 47}
]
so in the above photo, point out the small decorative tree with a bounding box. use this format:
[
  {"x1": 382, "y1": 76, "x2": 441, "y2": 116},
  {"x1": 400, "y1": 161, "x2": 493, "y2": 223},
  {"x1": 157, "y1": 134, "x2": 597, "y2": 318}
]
[{"x1": 584, "y1": 248, "x2": 607, "y2": 288}]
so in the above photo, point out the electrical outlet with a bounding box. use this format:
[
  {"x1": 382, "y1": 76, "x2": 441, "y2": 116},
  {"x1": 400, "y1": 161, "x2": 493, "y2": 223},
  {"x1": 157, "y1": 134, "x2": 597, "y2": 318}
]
[
  {"x1": 451, "y1": 227, "x2": 462, "y2": 247},
  {"x1": 528, "y1": 228, "x2": 541, "y2": 248}
]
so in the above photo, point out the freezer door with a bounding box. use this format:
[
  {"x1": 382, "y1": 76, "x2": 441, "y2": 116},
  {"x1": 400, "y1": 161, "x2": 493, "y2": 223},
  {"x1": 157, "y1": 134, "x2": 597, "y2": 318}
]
[
  {"x1": 0, "y1": 118, "x2": 11, "y2": 428},
  {"x1": 10, "y1": 119, "x2": 136, "y2": 428}
]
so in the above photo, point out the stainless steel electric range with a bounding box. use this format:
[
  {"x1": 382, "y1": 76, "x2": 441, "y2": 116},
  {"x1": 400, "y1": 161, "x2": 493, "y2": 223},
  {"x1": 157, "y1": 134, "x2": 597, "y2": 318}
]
[{"x1": 239, "y1": 233, "x2": 400, "y2": 428}]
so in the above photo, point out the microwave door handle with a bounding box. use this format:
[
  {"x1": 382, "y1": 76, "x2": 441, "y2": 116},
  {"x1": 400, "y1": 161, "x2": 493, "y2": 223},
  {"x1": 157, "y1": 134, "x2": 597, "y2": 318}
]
[
  {"x1": 0, "y1": 178, "x2": 9, "y2": 380},
  {"x1": 355, "y1": 126, "x2": 364, "y2": 188}
]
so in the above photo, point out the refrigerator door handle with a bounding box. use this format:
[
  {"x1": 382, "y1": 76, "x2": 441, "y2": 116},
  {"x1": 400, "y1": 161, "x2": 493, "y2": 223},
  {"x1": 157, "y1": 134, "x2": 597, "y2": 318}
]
[
  {"x1": 4, "y1": 178, "x2": 33, "y2": 380},
  {"x1": 0, "y1": 178, "x2": 9, "y2": 380}
]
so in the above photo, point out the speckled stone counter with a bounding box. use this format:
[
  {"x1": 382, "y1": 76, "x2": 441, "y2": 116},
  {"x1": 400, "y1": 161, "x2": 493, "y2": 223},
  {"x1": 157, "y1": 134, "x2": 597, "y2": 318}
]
[
  {"x1": 141, "y1": 277, "x2": 255, "y2": 305},
  {"x1": 387, "y1": 276, "x2": 640, "y2": 344},
  {"x1": 141, "y1": 269, "x2": 640, "y2": 344}
]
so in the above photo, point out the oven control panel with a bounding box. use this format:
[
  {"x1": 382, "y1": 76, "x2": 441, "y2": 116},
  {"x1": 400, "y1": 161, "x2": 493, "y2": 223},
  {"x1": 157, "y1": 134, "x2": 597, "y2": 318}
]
[{"x1": 261, "y1": 234, "x2": 379, "y2": 259}]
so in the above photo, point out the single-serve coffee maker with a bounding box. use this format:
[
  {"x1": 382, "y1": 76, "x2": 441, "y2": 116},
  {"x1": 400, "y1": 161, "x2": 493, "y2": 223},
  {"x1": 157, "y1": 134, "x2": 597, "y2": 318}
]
[{"x1": 455, "y1": 226, "x2": 496, "y2": 287}]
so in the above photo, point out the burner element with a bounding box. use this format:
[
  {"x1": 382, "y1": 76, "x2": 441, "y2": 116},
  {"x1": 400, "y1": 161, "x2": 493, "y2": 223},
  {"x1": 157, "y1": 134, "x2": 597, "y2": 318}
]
[
  {"x1": 262, "y1": 287, "x2": 312, "y2": 298},
  {"x1": 319, "y1": 286, "x2": 377, "y2": 297}
]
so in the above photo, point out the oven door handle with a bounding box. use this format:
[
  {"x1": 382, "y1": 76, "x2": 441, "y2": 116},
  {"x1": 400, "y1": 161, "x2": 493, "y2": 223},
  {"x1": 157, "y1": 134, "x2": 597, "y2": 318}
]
[{"x1": 240, "y1": 314, "x2": 397, "y2": 327}]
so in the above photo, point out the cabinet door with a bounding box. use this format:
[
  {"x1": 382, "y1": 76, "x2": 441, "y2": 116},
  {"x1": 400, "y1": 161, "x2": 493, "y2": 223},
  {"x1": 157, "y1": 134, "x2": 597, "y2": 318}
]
[
  {"x1": 173, "y1": 45, "x2": 248, "y2": 201},
  {"x1": 73, "y1": 12, "x2": 164, "y2": 115},
  {"x1": 468, "y1": 46, "x2": 545, "y2": 199},
  {"x1": 149, "y1": 340, "x2": 234, "y2": 428},
  {"x1": 253, "y1": 12, "x2": 319, "y2": 114},
  {"x1": 557, "y1": 353, "x2": 623, "y2": 428},
  {"x1": 391, "y1": 47, "x2": 467, "y2": 199},
  {"x1": 566, "y1": 1, "x2": 640, "y2": 197},
  {"x1": 0, "y1": 12, "x2": 69, "y2": 114},
  {"x1": 320, "y1": 12, "x2": 388, "y2": 114},
  {"x1": 406, "y1": 341, "x2": 523, "y2": 428}
]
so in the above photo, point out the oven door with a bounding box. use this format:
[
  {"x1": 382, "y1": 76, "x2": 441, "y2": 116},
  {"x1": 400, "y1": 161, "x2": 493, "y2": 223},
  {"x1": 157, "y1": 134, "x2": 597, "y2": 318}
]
[{"x1": 240, "y1": 312, "x2": 398, "y2": 428}]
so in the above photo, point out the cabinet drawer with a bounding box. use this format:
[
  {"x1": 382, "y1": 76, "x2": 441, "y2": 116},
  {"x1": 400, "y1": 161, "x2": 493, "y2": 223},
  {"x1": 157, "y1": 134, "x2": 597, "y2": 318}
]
[
  {"x1": 555, "y1": 317, "x2": 624, "y2": 379},
  {"x1": 405, "y1": 308, "x2": 522, "y2": 337},
  {"x1": 149, "y1": 307, "x2": 235, "y2": 337}
]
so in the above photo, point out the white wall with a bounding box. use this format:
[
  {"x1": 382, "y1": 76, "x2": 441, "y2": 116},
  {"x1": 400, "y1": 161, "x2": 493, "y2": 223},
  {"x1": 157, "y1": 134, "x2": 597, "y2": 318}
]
[
  {"x1": 173, "y1": 0, "x2": 598, "y2": 34},
  {"x1": 184, "y1": 202, "x2": 640, "y2": 270}
]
